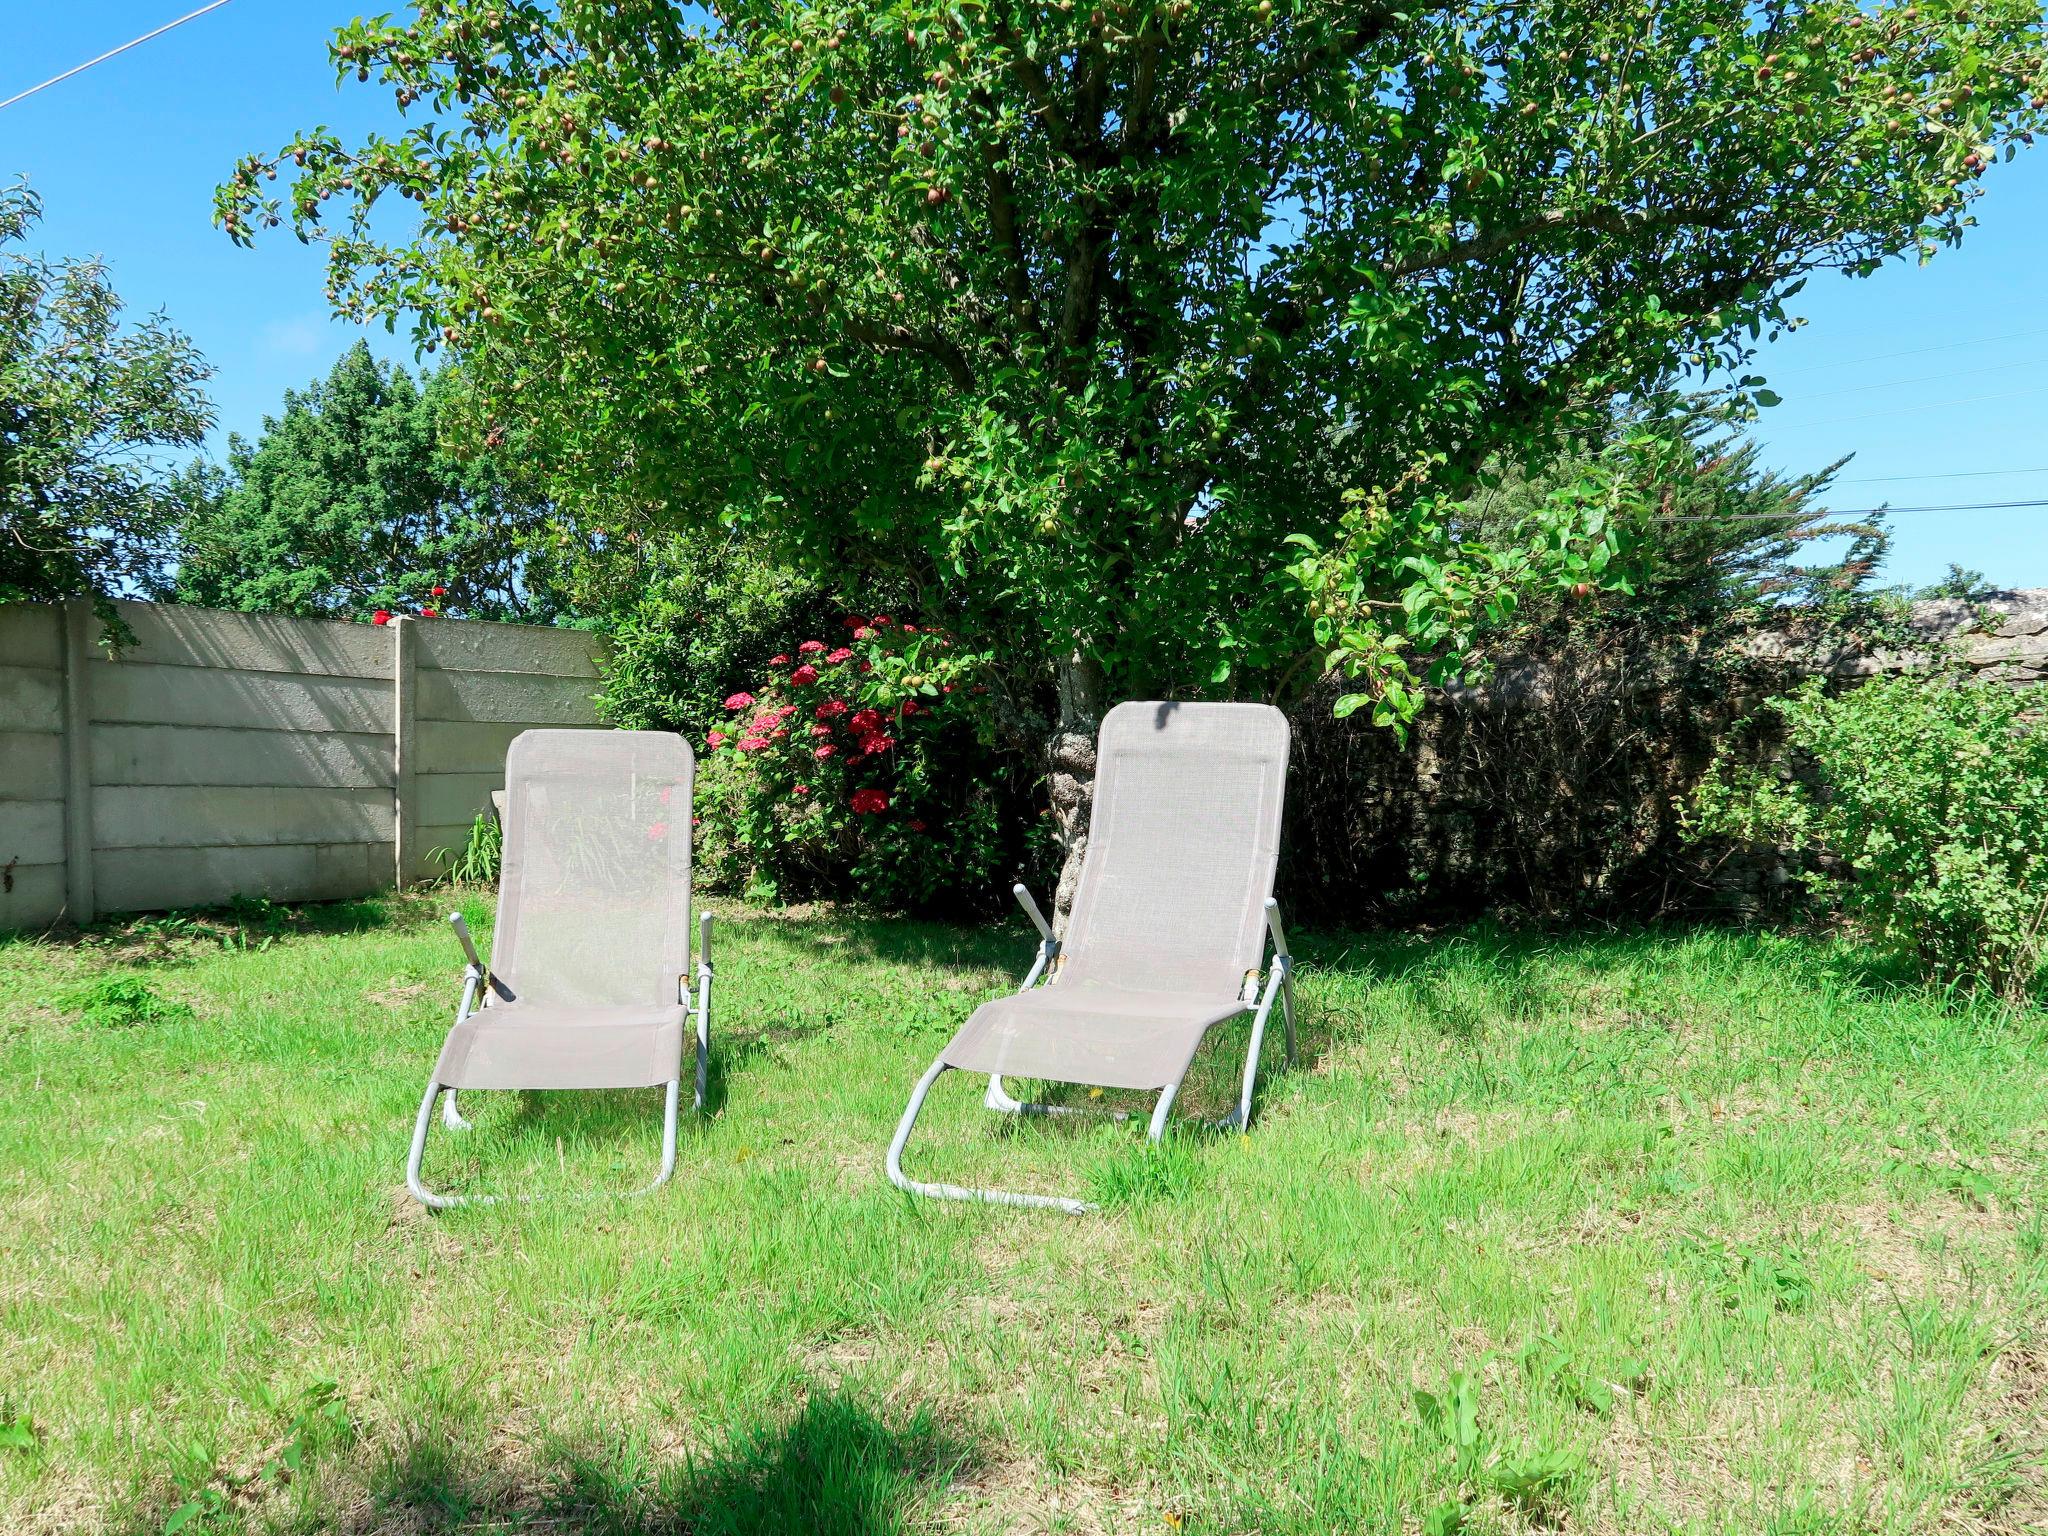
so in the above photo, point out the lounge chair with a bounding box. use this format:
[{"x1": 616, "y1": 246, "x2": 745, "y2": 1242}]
[
  {"x1": 887, "y1": 701, "x2": 1295, "y2": 1213},
  {"x1": 405, "y1": 729, "x2": 711, "y2": 1209}
]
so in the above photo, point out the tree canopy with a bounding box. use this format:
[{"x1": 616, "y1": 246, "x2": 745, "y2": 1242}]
[
  {"x1": 2, "y1": 184, "x2": 214, "y2": 631},
  {"x1": 224, "y1": 0, "x2": 2044, "y2": 706},
  {"x1": 175, "y1": 341, "x2": 568, "y2": 622}
]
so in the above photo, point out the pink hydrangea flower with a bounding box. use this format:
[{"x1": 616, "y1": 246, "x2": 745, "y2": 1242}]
[
  {"x1": 769, "y1": 654, "x2": 791, "y2": 666},
  {"x1": 849, "y1": 708, "x2": 883, "y2": 734},
  {"x1": 850, "y1": 788, "x2": 889, "y2": 815},
  {"x1": 793, "y1": 783, "x2": 811, "y2": 796},
  {"x1": 798, "y1": 639, "x2": 826, "y2": 655},
  {"x1": 826, "y1": 647, "x2": 853, "y2": 664},
  {"x1": 737, "y1": 735, "x2": 770, "y2": 752},
  {"x1": 853, "y1": 625, "x2": 877, "y2": 641},
  {"x1": 724, "y1": 692, "x2": 755, "y2": 711},
  {"x1": 809, "y1": 724, "x2": 833, "y2": 738},
  {"x1": 909, "y1": 819, "x2": 928, "y2": 833},
  {"x1": 707, "y1": 731, "x2": 728, "y2": 749},
  {"x1": 791, "y1": 664, "x2": 820, "y2": 686},
  {"x1": 814, "y1": 745, "x2": 837, "y2": 760},
  {"x1": 815, "y1": 700, "x2": 849, "y2": 719}
]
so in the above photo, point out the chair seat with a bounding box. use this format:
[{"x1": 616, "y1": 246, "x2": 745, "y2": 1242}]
[
  {"x1": 434, "y1": 1001, "x2": 687, "y2": 1091},
  {"x1": 941, "y1": 984, "x2": 1249, "y2": 1092}
]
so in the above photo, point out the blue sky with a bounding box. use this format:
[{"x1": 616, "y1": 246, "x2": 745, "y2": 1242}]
[{"x1": 5, "y1": 1, "x2": 2046, "y2": 591}]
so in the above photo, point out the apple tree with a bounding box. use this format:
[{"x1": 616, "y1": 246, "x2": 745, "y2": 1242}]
[{"x1": 221, "y1": 0, "x2": 2046, "y2": 900}]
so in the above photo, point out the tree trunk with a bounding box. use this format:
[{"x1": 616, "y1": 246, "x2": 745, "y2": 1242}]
[{"x1": 1046, "y1": 648, "x2": 1105, "y2": 931}]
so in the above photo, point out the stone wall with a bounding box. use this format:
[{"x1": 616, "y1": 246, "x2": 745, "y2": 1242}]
[{"x1": 1279, "y1": 590, "x2": 2048, "y2": 926}]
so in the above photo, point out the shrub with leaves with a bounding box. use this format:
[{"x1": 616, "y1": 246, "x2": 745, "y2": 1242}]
[
  {"x1": 1690, "y1": 672, "x2": 2048, "y2": 1003},
  {"x1": 69, "y1": 976, "x2": 194, "y2": 1029},
  {"x1": 695, "y1": 615, "x2": 1040, "y2": 910}
]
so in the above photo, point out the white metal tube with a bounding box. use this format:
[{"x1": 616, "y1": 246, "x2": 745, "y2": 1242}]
[{"x1": 1013, "y1": 883, "x2": 1056, "y2": 943}]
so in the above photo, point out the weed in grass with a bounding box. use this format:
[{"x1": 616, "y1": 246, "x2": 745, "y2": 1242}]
[
  {"x1": 1086, "y1": 1135, "x2": 1204, "y2": 1207},
  {"x1": 67, "y1": 975, "x2": 192, "y2": 1029},
  {"x1": 0, "y1": 1402, "x2": 37, "y2": 1455}
]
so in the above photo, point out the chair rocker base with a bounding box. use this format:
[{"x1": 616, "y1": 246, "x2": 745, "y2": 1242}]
[
  {"x1": 886, "y1": 956, "x2": 1294, "y2": 1217},
  {"x1": 405, "y1": 1075, "x2": 686, "y2": 1211}
]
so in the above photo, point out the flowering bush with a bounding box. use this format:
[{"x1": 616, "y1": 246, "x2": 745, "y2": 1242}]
[{"x1": 693, "y1": 615, "x2": 1036, "y2": 909}]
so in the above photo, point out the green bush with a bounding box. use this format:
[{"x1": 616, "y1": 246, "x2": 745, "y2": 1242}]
[
  {"x1": 596, "y1": 530, "x2": 855, "y2": 744},
  {"x1": 69, "y1": 976, "x2": 193, "y2": 1029},
  {"x1": 693, "y1": 615, "x2": 1045, "y2": 911},
  {"x1": 1690, "y1": 672, "x2": 2048, "y2": 1003}
]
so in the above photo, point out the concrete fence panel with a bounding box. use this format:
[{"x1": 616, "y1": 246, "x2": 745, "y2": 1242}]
[{"x1": 0, "y1": 599, "x2": 608, "y2": 930}]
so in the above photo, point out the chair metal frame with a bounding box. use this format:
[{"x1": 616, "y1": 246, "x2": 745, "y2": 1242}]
[
  {"x1": 405, "y1": 910, "x2": 714, "y2": 1210},
  {"x1": 886, "y1": 884, "x2": 1294, "y2": 1215}
]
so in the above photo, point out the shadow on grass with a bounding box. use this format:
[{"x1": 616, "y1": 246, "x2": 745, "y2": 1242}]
[{"x1": 369, "y1": 1391, "x2": 972, "y2": 1536}]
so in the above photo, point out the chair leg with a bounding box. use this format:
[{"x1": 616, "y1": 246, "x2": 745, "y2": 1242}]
[
  {"x1": 694, "y1": 963, "x2": 713, "y2": 1114},
  {"x1": 888, "y1": 1057, "x2": 1094, "y2": 1215},
  {"x1": 1229, "y1": 966, "x2": 1288, "y2": 1134},
  {"x1": 406, "y1": 1080, "x2": 471, "y2": 1211},
  {"x1": 441, "y1": 1089, "x2": 472, "y2": 1131}
]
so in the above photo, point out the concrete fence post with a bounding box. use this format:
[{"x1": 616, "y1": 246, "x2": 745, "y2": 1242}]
[
  {"x1": 392, "y1": 616, "x2": 418, "y2": 888},
  {"x1": 59, "y1": 600, "x2": 96, "y2": 924}
]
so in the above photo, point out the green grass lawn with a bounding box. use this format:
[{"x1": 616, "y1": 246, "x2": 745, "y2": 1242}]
[{"x1": 3, "y1": 896, "x2": 2046, "y2": 1535}]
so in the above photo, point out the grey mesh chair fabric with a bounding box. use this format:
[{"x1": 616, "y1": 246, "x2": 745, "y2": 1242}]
[
  {"x1": 888, "y1": 701, "x2": 1296, "y2": 1214},
  {"x1": 405, "y1": 729, "x2": 712, "y2": 1209}
]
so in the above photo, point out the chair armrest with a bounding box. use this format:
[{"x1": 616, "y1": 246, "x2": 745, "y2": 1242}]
[
  {"x1": 1263, "y1": 897, "x2": 1291, "y2": 963},
  {"x1": 449, "y1": 912, "x2": 485, "y2": 975},
  {"x1": 1013, "y1": 883, "x2": 1056, "y2": 943}
]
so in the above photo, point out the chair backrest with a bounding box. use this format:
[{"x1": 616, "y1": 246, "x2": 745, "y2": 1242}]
[
  {"x1": 1060, "y1": 701, "x2": 1290, "y2": 998},
  {"x1": 490, "y1": 729, "x2": 694, "y2": 1008}
]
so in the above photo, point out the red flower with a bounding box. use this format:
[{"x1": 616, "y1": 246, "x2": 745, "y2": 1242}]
[
  {"x1": 769, "y1": 653, "x2": 791, "y2": 666},
  {"x1": 859, "y1": 661, "x2": 874, "y2": 674},
  {"x1": 814, "y1": 745, "x2": 837, "y2": 760},
  {"x1": 860, "y1": 733, "x2": 897, "y2": 755},
  {"x1": 842, "y1": 616, "x2": 866, "y2": 629},
  {"x1": 692, "y1": 815, "x2": 701, "y2": 826},
  {"x1": 646, "y1": 821, "x2": 670, "y2": 841},
  {"x1": 793, "y1": 783, "x2": 811, "y2": 796},
  {"x1": 849, "y1": 708, "x2": 883, "y2": 734},
  {"x1": 815, "y1": 700, "x2": 849, "y2": 719},
  {"x1": 872, "y1": 616, "x2": 894, "y2": 627},
  {"x1": 850, "y1": 788, "x2": 889, "y2": 815},
  {"x1": 942, "y1": 684, "x2": 955, "y2": 694},
  {"x1": 809, "y1": 724, "x2": 833, "y2": 738},
  {"x1": 900, "y1": 700, "x2": 924, "y2": 717},
  {"x1": 371, "y1": 609, "x2": 392, "y2": 626},
  {"x1": 707, "y1": 731, "x2": 728, "y2": 750},
  {"x1": 909, "y1": 819, "x2": 928, "y2": 833},
  {"x1": 791, "y1": 663, "x2": 820, "y2": 686},
  {"x1": 431, "y1": 585, "x2": 447, "y2": 597},
  {"x1": 798, "y1": 639, "x2": 826, "y2": 655},
  {"x1": 421, "y1": 608, "x2": 439, "y2": 618},
  {"x1": 737, "y1": 735, "x2": 770, "y2": 752},
  {"x1": 902, "y1": 623, "x2": 918, "y2": 633},
  {"x1": 826, "y1": 647, "x2": 853, "y2": 664},
  {"x1": 724, "y1": 692, "x2": 755, "y2": 710},
  {"x1": 853, "y1": 625, "x2": 877, "y2": 641}
]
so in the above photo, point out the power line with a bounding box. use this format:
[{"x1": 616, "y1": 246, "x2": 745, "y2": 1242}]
[
  {"x1": 0, "y1": 1, "x2": 234, "y2": 113},
  {"x1": 1656, "y1": 497, "x2": 2048, "y2": 525},
  {"x1": 1764, "y1": 323, "x2": 2048, "y2": 377},
  {"x1": 1794, "y1": 385, "x2": 2042, "y2": 429},
  {"x1": 1796, "y1": 355, "x2": 2040, "y2": 402},
  {"x1": 1840, "y1": 465, "x2": 2048, "y2": 484}
]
